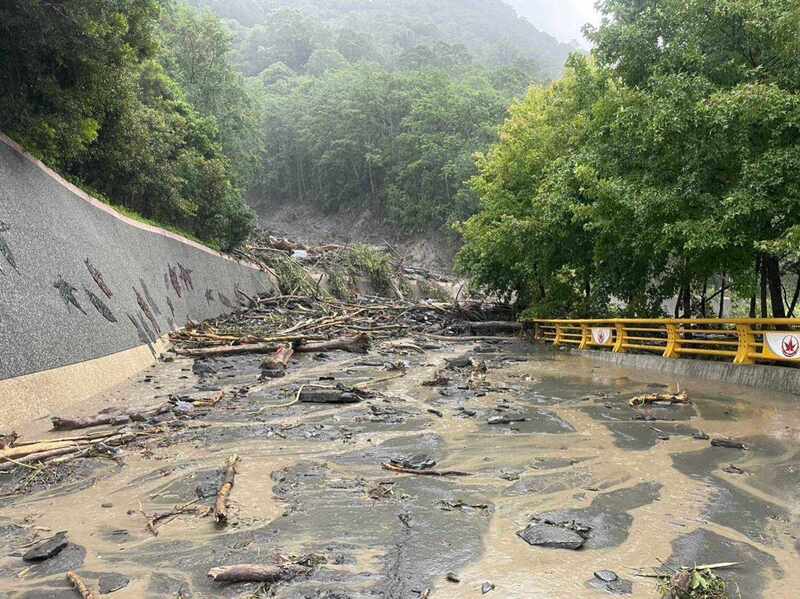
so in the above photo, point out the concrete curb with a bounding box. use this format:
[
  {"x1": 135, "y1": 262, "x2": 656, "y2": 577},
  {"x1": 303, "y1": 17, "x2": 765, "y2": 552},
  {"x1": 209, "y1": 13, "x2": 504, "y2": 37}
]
[{"x1": 570, "y1": 348, "x2": 800, "y2": 395}]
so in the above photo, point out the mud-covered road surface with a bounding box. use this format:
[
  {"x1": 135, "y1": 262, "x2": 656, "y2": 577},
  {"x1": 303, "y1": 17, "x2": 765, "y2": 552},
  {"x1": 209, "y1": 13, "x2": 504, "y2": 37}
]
[{"x1": 1, "y1": 340, "x2": 799, "y2": 598}]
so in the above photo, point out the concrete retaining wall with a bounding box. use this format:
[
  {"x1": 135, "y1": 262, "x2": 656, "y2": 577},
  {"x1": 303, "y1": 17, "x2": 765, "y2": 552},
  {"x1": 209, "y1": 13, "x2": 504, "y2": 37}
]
[
  {"x1": 0, "y1": 133, "x2": 276, "y2": 383},
  {"x1": 573, "y1": 348, "x2": 800, "y2": 395}
]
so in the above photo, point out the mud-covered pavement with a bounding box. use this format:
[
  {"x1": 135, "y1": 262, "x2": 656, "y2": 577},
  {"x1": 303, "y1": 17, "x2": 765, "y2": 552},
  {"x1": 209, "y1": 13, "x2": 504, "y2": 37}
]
[{"x1": 1, "y1": 340, "x2": 799, "y2": 598}]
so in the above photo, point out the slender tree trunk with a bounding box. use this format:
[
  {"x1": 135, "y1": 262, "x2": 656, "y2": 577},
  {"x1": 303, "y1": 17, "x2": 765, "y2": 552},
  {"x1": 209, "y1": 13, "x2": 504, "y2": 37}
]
[
  {"x1": 788, "y1": 275, "x2": 800, "y2": 317},
  {"x1": 700, "y1": 278, "x2": 708, "y2": 317},
  {"x1": 750, "y1": 256, "x2": 760, "y2": 317},
  {"x1": 674, "y1": 286, "x2": 683, "y2": 318},
  {"x1": 718, "y1": 273, "x2": 726, "y2": 318},
  {"x1": 681, "y1": 285, "x2": 691, "y2": 318},
  {"x1": 764, "y1": 255, "x2": 786, "y2": 317},
  {"x1": 760, "y1": 255, "x2": 768, "y2": 318}
]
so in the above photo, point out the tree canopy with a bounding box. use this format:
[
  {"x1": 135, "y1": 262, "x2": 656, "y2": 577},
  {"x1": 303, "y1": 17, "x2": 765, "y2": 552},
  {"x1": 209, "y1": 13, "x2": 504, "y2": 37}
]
[{"x1": 457, "y1": 0, "x2": 800, "y2": 318}]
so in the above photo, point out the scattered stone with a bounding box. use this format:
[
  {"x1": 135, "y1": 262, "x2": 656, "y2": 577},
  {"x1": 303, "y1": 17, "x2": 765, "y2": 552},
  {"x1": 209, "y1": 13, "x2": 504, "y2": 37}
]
[
  {"x1": 517, "y1": 521, "x2": 586, "y2": 550},
  {"x1": 390, "y1": 454, "x2": 436, "y2": 471},
  {"x1": 481, "y1": 581, "x2": 495, "y2": 594},
  {"x1": 173, "y1": 401, "x2": 195, "y2": 415},
  {"x1": 99, "y1": 573, "x2": 130, "y2": 594},
  {"x1": 594, "y1": 570, "x2": 618, "y2": 583},
  {"x1": 23, "y1": 532, "x2": 68, "y2": 562},
  {"x1": 499, "y1": 470, "x2": 521, "y2": 481},
  {"x1": 427, "y1": 408, "x2": 444, "y2": 417},
  {"x1": 446, "y1": 572, "x2": 460, "y2": 583},
  {"x1": 723, "y1": 464, "x2": 747, "y2": 475},
  {"x1": 101, "y1": 502, "x2": 113, "y2": 508},
  {"x1": 693, "y1": 431, "x2": 710, "y2": 440},
  {"x1": 488, "y1": 415, "x2": 527, "y2": 425}
]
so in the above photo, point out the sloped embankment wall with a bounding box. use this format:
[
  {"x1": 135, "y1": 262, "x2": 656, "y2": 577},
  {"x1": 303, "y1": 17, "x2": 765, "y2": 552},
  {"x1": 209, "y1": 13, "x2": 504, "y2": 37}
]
[{"x1": 0, "y1": 133, "x2": 274, "y2": 383}]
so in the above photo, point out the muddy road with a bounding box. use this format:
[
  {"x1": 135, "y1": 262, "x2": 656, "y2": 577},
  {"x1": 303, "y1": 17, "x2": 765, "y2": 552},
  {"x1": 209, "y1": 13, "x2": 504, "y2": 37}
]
[{"x1": 1, "y1": 339, "x2": 799, "y2": 598}]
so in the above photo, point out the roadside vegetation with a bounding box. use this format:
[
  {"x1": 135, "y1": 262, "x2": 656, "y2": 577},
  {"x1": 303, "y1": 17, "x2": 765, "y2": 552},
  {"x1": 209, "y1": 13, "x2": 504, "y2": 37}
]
[{"x1": 456, "y1": 0, "x2": 800, "y2": 319}]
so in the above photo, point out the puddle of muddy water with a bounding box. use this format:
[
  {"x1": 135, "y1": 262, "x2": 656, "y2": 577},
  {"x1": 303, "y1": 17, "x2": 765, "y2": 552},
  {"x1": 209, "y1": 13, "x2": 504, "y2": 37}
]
[{"x1": 1, "y1": 343, "x2": 799, "y2": 598}]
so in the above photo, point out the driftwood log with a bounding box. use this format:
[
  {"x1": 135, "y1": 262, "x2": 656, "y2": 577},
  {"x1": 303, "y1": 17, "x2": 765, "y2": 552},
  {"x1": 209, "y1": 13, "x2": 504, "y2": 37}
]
[
  {"x1": 294, "y1": 333, "x2": 370, "y2": 354},
  {"x1": 261, "y1": 344, "x2": 294, "y2": 378},
  {"x1": 50, "y1": 402, "x2": 171, "y2": 431},
  {"x1": 66, "y1": 571, "x2": 96, "y2": 599},
  {"x1": 208, "y1": 563, "x2": 310, "y2": 583},
  {"x1": 214, "y1": 455, "x2": 240, "y2": 526},
  {"x1": 175, "y1": 342, "x2": 280, "y2": 358},
  {"x1": 382, "y1": 463, "x2": 472, "y2": 477}
]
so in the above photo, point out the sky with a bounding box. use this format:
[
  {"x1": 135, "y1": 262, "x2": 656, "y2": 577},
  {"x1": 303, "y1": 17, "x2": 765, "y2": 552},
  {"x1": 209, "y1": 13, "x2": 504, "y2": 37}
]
[{"x1": 506, "y1": 0, "x2": 602, "y2": 49}]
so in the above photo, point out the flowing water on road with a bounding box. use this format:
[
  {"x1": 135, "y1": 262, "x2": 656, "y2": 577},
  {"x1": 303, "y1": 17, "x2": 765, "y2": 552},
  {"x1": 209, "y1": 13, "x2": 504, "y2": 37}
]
[{"x1": 1, "y1": 341, "x2": 798, "y2": 598}]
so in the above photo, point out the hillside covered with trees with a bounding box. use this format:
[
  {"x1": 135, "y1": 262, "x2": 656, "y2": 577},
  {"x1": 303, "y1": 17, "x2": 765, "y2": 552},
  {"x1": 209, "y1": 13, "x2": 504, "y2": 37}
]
[
  {"x1": 457, "y1": 0, "x2": 800, "y2": 319},
  {"x1": 0, "y1": 0, "x2": 573, "y2": 248}
]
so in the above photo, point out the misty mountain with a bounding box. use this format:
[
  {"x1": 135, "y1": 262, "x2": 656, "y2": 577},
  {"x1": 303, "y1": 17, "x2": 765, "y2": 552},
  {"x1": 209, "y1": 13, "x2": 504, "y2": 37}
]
[
  {"x1": 188, "y1": 0, "x2": 576, "y2": 78},
  {"x1": 504, "y1": 0, "x2": 596, "y2": 48}
]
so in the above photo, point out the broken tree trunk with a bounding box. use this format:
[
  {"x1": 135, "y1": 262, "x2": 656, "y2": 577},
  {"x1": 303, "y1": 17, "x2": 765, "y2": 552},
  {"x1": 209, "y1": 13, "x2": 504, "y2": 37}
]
[
  {"x1": 261, "y1": 344, "x2": 294, "y2": 378},
  {"x1": 214, "y1": 455, "x2": 240, "y2": 526},
  {"x1": 175, "y1": 342, "x2": 280, "y2": 358},
  {"x1": 207, "y1": 563, "x2": 310, "y2": 583},
  {"x1": 66, "y1": 571, "x2": 96, "y2": 599},
  {"x1": 51, "y1": 402, "x2": 172, "y2": 431},
  {"x1": 294, "y1": 333, "x2": 370, "y2": 354},
  {"x1": 1, "y1": 440, "x2": 81, "y2": 461}
]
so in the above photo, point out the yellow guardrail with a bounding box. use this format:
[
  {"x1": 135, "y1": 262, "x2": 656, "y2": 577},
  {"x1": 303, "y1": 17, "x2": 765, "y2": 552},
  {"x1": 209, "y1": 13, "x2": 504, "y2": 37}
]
[{"x1": 528, "y1": 318, "x2": 800, "y2": 365}]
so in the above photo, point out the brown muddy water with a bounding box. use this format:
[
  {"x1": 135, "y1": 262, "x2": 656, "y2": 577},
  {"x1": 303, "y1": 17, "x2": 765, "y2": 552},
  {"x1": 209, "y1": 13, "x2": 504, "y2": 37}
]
[{"x1": 1, "y1": 340, "x2": 798, "y2": 598}]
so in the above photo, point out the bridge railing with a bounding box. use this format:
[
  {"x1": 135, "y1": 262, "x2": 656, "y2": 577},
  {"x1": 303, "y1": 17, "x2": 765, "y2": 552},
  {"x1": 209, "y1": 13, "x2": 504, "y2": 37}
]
[{"x1": 528, "y1": 318, "x2": 800, "y2": 365}]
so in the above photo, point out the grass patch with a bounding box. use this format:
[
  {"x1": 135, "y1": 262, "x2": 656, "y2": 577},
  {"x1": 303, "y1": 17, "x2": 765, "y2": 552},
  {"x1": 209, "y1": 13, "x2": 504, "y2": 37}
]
[
  {"x1": 345, "y1": 245, "x2": 394, "y2": 296},
  {"x1": 658, "y1": 567, "x2": 728, "y2": 599}
]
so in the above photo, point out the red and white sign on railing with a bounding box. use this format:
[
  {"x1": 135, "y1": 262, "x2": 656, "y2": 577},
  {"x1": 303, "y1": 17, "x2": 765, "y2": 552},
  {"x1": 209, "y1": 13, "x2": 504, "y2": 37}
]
[
  {"x1": 764, "y1": 332, "x2": 800, "y2": 360},
  {"x1": 591, "y1": 327, "x2": 614, "y2": 345}
]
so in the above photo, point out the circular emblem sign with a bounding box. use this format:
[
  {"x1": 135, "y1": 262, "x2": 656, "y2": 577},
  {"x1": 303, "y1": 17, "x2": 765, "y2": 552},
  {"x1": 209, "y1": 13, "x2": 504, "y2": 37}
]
[{"x1": 781, "y1": 335, "x2": 799, "y2": 358}]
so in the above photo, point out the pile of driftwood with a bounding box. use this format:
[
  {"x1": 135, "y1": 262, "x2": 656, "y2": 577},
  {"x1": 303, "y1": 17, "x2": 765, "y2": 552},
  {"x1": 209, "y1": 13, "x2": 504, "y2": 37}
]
[{"x1": 169, "y1": 293, "x2": 519, "y2": 363}]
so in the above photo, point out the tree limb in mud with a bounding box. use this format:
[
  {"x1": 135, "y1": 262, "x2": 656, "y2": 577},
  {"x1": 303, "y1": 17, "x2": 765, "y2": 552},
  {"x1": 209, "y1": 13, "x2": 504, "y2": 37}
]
[
  {"x1": 294, "y1": 333, "x2": 370, "y2": 354},
  {"x1": 214, "y1": 454, "x2": 240, "y2": 526},
  {"x1": 66, "y1": 571, "x2": 96, "y2": 599},
  {"x1": 207, "y1": 563, "x2": 310, "y2": 583},
  {"x1": 381, "y1": 463, "x2": 472, "y2": 477},
  {"x1": 50, "y1": 402, "x2": 172, "y2": 431}
]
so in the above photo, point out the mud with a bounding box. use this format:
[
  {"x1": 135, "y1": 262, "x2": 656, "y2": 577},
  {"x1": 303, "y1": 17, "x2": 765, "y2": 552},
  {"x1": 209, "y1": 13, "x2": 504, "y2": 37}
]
[{"x1": 1, "y1": 343, "x2": 799, "y2": 598}]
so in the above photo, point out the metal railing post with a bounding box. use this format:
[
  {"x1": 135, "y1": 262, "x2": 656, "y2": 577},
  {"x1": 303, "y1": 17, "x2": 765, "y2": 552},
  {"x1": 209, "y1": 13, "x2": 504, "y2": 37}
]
[
  {"x1": 735, "y1": 324, "x2": 756, "y2": 364},
  {"x1": 664, "y1": 323, "x2": 680, "y2": 358},
  {"x1": 612, "y1": 321, "x2": 626, "y2": 353},
  {"x1": 553, "y1": 323, "x2": 564, "y2": 347},
  {"x1": 579, "y1": 323, "x2": 591, "y2": 349}
]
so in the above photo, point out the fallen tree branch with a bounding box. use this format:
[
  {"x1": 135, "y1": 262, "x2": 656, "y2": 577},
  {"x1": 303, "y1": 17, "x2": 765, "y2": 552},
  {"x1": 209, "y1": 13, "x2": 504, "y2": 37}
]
[
  {"x1": 381, "y1": 463, "x2": 472, "y2": 477},
  {"x1": 66, "y1": 571, "x2": 96, "y2": 599},
  {"x1": 261, "y1": 344, "x2": 294, "y2": 378},
  {"x1": 214, "y1": 455, "x2": 240, "y2": 526},
  {"x1": 294, "y1": 333, "x2": 370, "y2": 354},
  {"x1": 207, "y1": 563, "x2": 310, "y2": 583},
  {"x1": 174, "y1": 342, "x2": 280, "y2": 358}
]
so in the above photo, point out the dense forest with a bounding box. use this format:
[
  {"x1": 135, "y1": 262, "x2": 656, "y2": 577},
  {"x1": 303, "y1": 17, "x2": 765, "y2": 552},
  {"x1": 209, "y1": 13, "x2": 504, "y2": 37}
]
[
  {"x1": 0, "y1": 0, "x2": 571, "y2": 247},
  {"x1": 457, "y1": 0, "x2": 800, "y2": 319}
]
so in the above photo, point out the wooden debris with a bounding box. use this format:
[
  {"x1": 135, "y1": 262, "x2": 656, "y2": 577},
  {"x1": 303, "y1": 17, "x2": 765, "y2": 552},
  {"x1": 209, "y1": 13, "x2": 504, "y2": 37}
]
[
  {"x1": 422, "y1": 370, "x2": 450, "y2": 387},
  {"x1": 711, "y1": 437, "x2": 748, "y2": 450},
  {"x1": 214, "y1": 455, "x2": 240, "y2": 526},
  {"x1": 382, "y1": 463, "x2": 472, "y2": 477},
  {"x1": 207, "y1": 563, "x2": 310, "y2": 583},
  {"x1": 0, "y1": 431, "x2": 18, "y2": 449},
  {"x1": 66, "y1": 571, "x2": 97, "y2": 599},
  {"x1": 458, "y1": 321, "x2": 523, "y2": 335},
  {"x1": 261, "y1": 344, "x2": 294, "y2": 378},
  {"x1": 629, "y1": 390, "x2": 689, "y2": 407},
  {"x1": 51, "y1": 402, "x2": 171, "y2": 431},
  {"x1": 143, "y1": 499, "x2": 205, "y2": 536},
  {"x1": 295, "y1": 333, "x2": 370, "y2": 354},
  {"x1": 175, "y1": 342, "x2": 280, "y2": 358}
]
